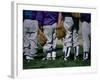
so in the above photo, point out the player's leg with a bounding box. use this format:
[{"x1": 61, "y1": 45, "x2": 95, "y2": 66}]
[
  {"x1": 29, "y1": 20, "x2": 38, "y2": 60},
  {"x1": 82, "y1": 21, "x2": 90, "y2": 60},
  {"x1": 24, "y1": 20, "x2": 38, "y2": 61},
  {"x1": 63, "y1": 17, "x2": 74, "y2": 60},
  {"x1": 43, "y1": 25, "x2": 53, "y2": 60},
  {"x1": 51, "y1": 23, "x2": 57, "y2": 60},
  {"x1": 73, "y1": 29, "x2": 80, "y2": 60},
  {"x1": 72, "y1": 17, "x2": 80, "y2": 60},
  {"x1": 23, "y1": 19, "x2": 33, "y2": 61},
  {"x1": 64, "y1": 47, "x2": 71, "y2": 61}
]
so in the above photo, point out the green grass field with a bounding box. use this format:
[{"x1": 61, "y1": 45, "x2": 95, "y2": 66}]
[{"x1": 23, "y1": 45, "x2": 91, "y2": 69}]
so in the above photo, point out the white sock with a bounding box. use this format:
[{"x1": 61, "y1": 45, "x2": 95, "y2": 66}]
[
  {"x1": 52, "y1": 51, "x2": 56, "y2": 58},
  {"x1": 75, "y1": 46, "x2": 79, "y2": 56},
  {"x1": 64, "y1": 47, "x2": 67, "y2": 58},
  {"x1": 86, "y1": 53, "x2": 88, "y2": 59},
  {"x1": 66, "y1": 47, "x2": 71, "y2": 58},
  {"x1": 47, "y1": 53, "x2": 51, "y2": 59}
]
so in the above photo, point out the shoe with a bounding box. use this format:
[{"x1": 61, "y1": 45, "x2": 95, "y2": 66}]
[
  {"x1": 26, "y1": 56, "x2": 34, "y2": 62},
  {"x1": 64, "y1": 57, "x2": 67, "y2": 61},
  {"x1": 42, "y1": 57, "x2": 51, "y2": 60},
  {"x1": 64, "y1": 57, "x2": 69, "y2": 61},
  {"x1": 42, "y1": 57, "x2": 46, "y2": 60},
  {"x1": 26, "y1": 56, "x2": 34, "y2": 60},
  {"x1": 74, "y1": 56, "x2": 79, "y2": 60},
  {"x1": 64, "y1": 56, "x2": 70, "y2": 61}
]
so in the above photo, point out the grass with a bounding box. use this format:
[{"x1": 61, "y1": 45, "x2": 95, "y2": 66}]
[{"x1": 23, "y1": 45, "x2": 91, "y2": 69}]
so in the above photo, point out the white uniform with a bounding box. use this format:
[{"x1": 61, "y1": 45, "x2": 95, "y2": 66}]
[
  {"x1": 43, "y1": 23, "x2": 56, "y2": 60},
  {"x1": 81, "y1": 13, "x2": 91, "y2": 60},
  {"x1": 82, "y1": 22, "x2": 91, "y2": 60},
  {"x1": 82, "y1": 22, "x2": 91, "y2": 52},
  {"x1": 63, "y1": 15, "x2": 80, "y2": 60},
  {"x1": 41, "y1": 12, "x2": 58, "y2": 60},
  {"x1": 23, "y1": 19, "x2": 38, "y2": 59}
]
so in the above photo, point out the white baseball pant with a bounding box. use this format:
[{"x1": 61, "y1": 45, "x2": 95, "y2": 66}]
[
  {"x1": 63, "y1": 17, "x2": 79, "y2": 58},
  {"x1": 23, "y1": 19, "x2": 38, "y2": 57},
  {"x1": 43, "y1": 23, "x2": 57, "y2": 59},
  {"x1": 82, "y1": 21, "x2": 91, "y2": 52}
]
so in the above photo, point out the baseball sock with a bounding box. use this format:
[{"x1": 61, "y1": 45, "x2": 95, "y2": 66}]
[
  {"x1": 74, "y1": 46, "x2": 79, "y2": 60},
  {"x1": 83, "y1": 52, "x2": 88, "y2": 60},
  {"x1": 75, "y1": 46, "x2": 79, "y2": 56},
  {"x1": 66, "y1": 47, "x2": 71, "y2": 58},
  {"x1": 52, "y1": 51, "x2": 56, "y2": 60},
  {"x1": 47, "y1": 53, "x2": 51, "y2": 60},
  {"x1": 64, "y1": 47, "x2": 67, "y2": 58}
]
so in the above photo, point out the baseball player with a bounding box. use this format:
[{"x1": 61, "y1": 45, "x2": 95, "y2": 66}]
[
  {"x1": 58, "y1": 12, "x2": 80, "y2": 60},
  {"x1": 23, "y1": 10, "x2": 40, "y2": 61},
  {"x1": 40, "y1": 11, "x2": 58, "y2": 60},
  {"x1": 80, "y1": 13, "x2": 91, "y2": 60}
]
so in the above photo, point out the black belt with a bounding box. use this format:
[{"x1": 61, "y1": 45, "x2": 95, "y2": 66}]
[{"x1": 26, "y1": 32, "x2": 35, "y2": 34}]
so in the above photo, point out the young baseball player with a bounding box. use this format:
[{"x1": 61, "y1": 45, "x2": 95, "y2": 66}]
[
  {"x1": 23, "y1": 10, "x2": 39, "y2": 61},
  {"x1": 40, "y1": 11, "x2": 58, "y2": 60},
  {"x1": 80, "y1": 13, "x2": 91, "y2": 60},
  {"x1": 58, "y1": 12, "x2": 80, "y2": 60}
]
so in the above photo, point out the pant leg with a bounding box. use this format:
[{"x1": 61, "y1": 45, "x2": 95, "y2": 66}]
[
  {"x1": 43, "y1": 25, "x2": 53, "y2": 53},
  {"x1": 64, "y1": 17, "x2": 74, "y2": 31},
  {"x1": 72, "y1": 17, "x2": 80, "y2": 47},
  {"x1": 29, "y1": 20, "x2": 38, "y2": 56},
  {"x1": 23, "y1": 35, "x2": 30, "y2": 56},
  {"x1": 52, "y1": 23, "x2": 57, "y2": 51},
  {"x1": 51, "y1": 23, "x2": 57, "y2": 58},
  {"x1": 52, "y1": 32, "x2": 56, "y2": 50},
  {"x1": 23, "y1": 20, "x2": 30, "y2": 56},
  {"x1": 23, "y1": 19, "x2": 38, "y2": 57},
  {"x1": 63, "y1": 17, "x2": 74, "y2": 47},
  {"x1": 63, "y1": 17, "x2": 74, "y2": 58},
  {"x1": 82, "y1": 21, "x2": 90, "y2": 52},
  {"x1": 73, "y1": 29, "x2": 79, "y2": 47},
  {"x1": 29, "y1": 32, "x2": 38, "y2": 56}
]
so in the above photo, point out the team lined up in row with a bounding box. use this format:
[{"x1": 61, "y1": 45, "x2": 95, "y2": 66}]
[{"x1": 23, "y1": 10, "x2": 91, "y2": 61}]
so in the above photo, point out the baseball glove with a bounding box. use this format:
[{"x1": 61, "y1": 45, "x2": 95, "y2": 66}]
[
  {"x1": 37, "y1": 29, "x2": 47, "y2": 46},
  {"x1": 56, "y1": 21, "x2": 66, "y2": 40}
]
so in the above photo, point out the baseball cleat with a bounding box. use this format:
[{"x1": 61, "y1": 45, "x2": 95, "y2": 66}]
[
  {"x1": 42, "y1": 57, "x2": 46, "y2": 60},
  {"x1": 26, "y1": 56, "x2": 34, "y2": 60},
  {"x1": 64, "y1": 57, "x2": 68, "y2": 61},
  {"x1": 26, "y1": 56, "x2": 34, "y2": 62},
  {"x1": 47, "y1": 57, "x2": 51, "y2": 60},
  {"x1": 64, "y1": 57, "x2": 70, "y2": 61},
  {"x1": 42, "y1": 57, "x2": 51, "y2": 60}
]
